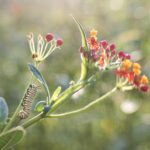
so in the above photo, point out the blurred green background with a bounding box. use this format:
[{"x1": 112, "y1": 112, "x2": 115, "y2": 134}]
[{"x1": 0, "y1": 0, "x2": 150, "y2": 149}]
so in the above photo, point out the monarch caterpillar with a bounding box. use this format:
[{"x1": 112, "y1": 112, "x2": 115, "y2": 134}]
[{"x1": 18, "y1": 84, "x2": 38, "y2": 119}]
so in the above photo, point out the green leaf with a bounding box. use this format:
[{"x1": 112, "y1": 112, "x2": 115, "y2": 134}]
[
  {"x1": 47, "y1": 80, "x2": 89, "y2": 115},
  {"x1": 35, "y1": 101, "x2": 46, "y2": 112},
  {"x1": 0, "y1": 97, "x2": 8, "y2": 124},
  {"x1": 0, "y1": 126, "x2": 25, "y2": 150},
  {"x1": 28, "y1": 64, "x2": 50, "y2": 102},
  {"x1": 72, "y1": 16, "x2": 89, "y2": 81},
  {"x1": 51, "y1": 86, "x2": 62, "y2": 101},
  {"x1": 72, "y1": 15, "x2": 89, "y2": 52}
]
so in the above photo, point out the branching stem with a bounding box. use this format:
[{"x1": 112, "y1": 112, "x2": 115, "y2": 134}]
[
  {"x1": 47, "y1": 86, "x2": 117, "y2": 118},
  {"x1": 21, "y1": 86, "x2": 117, "y2": 128}
]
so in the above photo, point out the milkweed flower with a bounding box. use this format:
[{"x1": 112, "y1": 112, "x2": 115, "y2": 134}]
[
  {"x1": 80, "y1": 29, "x2": 121, "y2": 70},
  {"x1": 79, "y1": 29, "x2": 149, "y2": 93},
  {"x1": 90, "y1": 29, "x2": 98, "y2": 39},
  {"x1": 56, "y1": 39, "x2": 63, "y2": 47},
  {"x1": 115, "y1": 61, "x2": 149, "y2": 92},
  {"x1": 27, "y1": 32, "x2": 63, "y2": 62}
]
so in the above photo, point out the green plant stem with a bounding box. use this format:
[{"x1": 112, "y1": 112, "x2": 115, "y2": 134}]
[
  {"x1": 47, "y1": 80, "x2": 89, "y2": 115},
  {"x1": 80, "y1": 58, "x2": 88, "y2": 81},
  {"x1": 47, "y1": 86, "x2": 117, "y2": 118},
  {"x1": 21, "y1": 56, "x2": 89, "y2": 129},
  {"x1": 22, "y1": 113, "x2": 44, "y2": 129},
  {"x1": 21, "y1": 86, "x2": 117, "y2": 128},
  {"x1": 2, "y1": 75, "x2": 34, "y2": 133},
  {"x1": 21, "y1": 80, "x2": 90, "y2": 128}
]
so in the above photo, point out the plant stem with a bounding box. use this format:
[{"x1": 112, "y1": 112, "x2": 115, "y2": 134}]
[
  {"x1": 21, "y1": 86, "x2": 117, "y2": 128},
  {"x1": 2, "y1": 75, "x2": 34, "y2": 133},
  {"x1": 21, "y1": 80, "x2": 90, "y2": 128},
  {"x1": 80, "y1": 58, "x2": 88, "y2": 81},
  {"x1": 47, "y1": 86, "x2": 117, "y2": 118},
  {"x1": 22, "y1": 113, "x2": 44, "y2": 129},
  {"x1": 47, "y1": 80, "x2": 89, "y2": 115}
]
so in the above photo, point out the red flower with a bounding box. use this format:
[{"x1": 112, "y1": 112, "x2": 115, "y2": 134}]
[
  {"x1": 56, "y1": 39, "x2": 63, "y2": 46},
  {"x1": 128, "y1": 71, "x2": 134, "y2": 82},
  {"x1": 133, "y1": 76, "x2": 141, "y2": 87},
  {"x1": 45, "y1": 33, "x2": 53, "y2": 42},
  {"x1": 100, "y1": 40, "x2": 108, "y2": 48},
  {"x1": 140, "y1": 85, "x2": 149, "y2": 92},
  {"x1": 110, "y1": 43, "x2": 116, "y2": 51}
]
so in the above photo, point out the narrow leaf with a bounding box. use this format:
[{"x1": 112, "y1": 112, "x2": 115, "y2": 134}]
[
  {"x1": 0, "y1": 126, "x2": 25, "y2": 150},
  {"x1": 72, "y1": 16, "x2": 89, "y2": 81},
  {"x1": 72, "y1": 15, "x2": 88, "y2": 52},
  {"x1": 28, "y1": 64, "x2": 50, "y2": 101},
  {"x1": 0, "y1": 97, "x2": 8, "y2": 124},
  {"x1": 51, "y1": 86, "x2": 62, "y2": 101},
  {"x1": 35, "y1": 101, "x2": 46, "y2": 112}
]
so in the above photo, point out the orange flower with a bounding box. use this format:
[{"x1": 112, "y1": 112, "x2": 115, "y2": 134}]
[
  {"x1": 90, "y1": 29, "x2": 98, "y2": 37},
  {"x1": 123, "y1": 59, "x2": 132, "y2": 70},
  {"x1": 133, "y1": 63, "x2": 141, "y2": 70},
  {"x1": 140, "y1": 75, "x2": 149, "y2": 84},
  {"x1": 133, "y1": 63, "x2": 141, "y2": 76},
  {"x1": 133, "y1": 69, "x2": 141, "y2": 76}
]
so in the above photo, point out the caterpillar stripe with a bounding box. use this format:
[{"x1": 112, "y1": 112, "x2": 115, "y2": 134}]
[{"x1": 18, "y1": 84, "x2": 38, "y2": 119}]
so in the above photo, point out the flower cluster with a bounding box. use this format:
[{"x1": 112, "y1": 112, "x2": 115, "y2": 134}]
[
  {"x1": 80, "y1": 29, "x2": 123, "y2": 70},
  {"x1": 27, "y1": 33, "x2": 63, "y2": 62},
  {"x1": 79, "y1": 29, "x2": 149, "y2": 92},
  {"x1": 115, "y1": 60, "x2": 149, "y2": 92}
]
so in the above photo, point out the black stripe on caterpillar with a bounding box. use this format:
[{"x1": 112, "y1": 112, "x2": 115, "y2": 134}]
[{"x1": 18, "y1": 84, "x2": 38, "y2": 119}]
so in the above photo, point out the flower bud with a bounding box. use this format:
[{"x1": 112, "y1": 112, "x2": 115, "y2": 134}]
[
  {"x1": 125, "y1": 54, "x2": 131, "y2": 60},
  {"x1": 90, "y1": 49, "x2": 95, "y2": 55},
  {"x1": 56, "y1": 39, "x2": 63, "y2": 46},
  {"x1": 118, "y1": 51, "x2": 125, "y2": 59},
  {"x1": 90, "y1": 37, "x2": 96, "y2": 45},
  {"x1": 83, "y1": 52, "x2": 89, "y2": 57},
  {"x1": 45, "y1": 33, "x2": 53, "y2": 42},
  {"x1": 110, "y1": 44, "x2": 116, "y2": 50},
  {"x1": 106, "y1": 47, "x2": 110, "y2": 53},
  {"x1": 79, "y1": 46, "x2": 83, "y2": 53},
  {"x1": 111, "y1": 50, "x2": 116, "y2": 56},
  {"x1": 140, "y1": 85, "x2": 149, "y2": 92},
  {"x1": 100, "y1": 40, "x2": 108, "y2": 48}
]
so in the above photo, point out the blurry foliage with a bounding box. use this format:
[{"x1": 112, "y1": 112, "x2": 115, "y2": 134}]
[{"x1": 0, "y1": 0, "x2": 150, "y2": 149}]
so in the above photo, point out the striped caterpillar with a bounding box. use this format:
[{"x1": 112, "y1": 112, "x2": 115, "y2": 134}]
[{"x1": 18, "y1": 84, "x2": 38, "y2": 119}]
